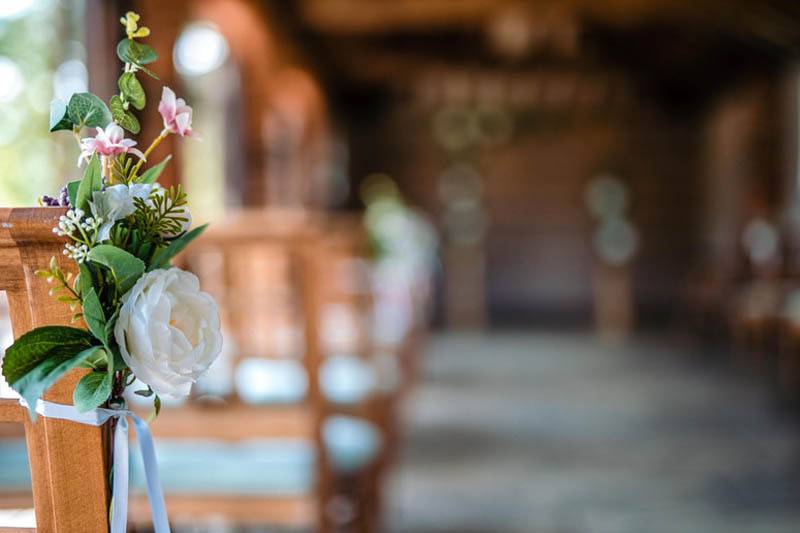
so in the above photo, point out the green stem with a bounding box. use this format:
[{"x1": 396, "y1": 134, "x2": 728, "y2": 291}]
[{"x1": 130, "y1": 129, "x2": 168, "y2": 179}]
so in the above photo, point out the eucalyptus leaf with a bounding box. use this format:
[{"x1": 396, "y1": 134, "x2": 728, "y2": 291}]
[
  {"x1": 148, "y1": 224, "x2": 208, "y2": 271},
  {"x1": 117, "y1": 39, "x2": 157, "y2": 66},
  {"x1": 118, "y1": 72, "x2": 145, "y2": 110},
  {"x1": 138, "y1": 155, "x2": 171, "y2": 184},
  {"x1": 75, "y1": 155, "x2": 102, "y2": 212},
  {"x1": 109, "y1": 94, "x2": 125, "y2": 121},
  {"x1": 49, "y1": 99, "x2": 73, "y2": 132},
  {"x1": 1, "y1": 326, "x2": 96, "y2": 386},
  {"x1": 87, "y1": 245, "x2": 145, "y2": 294},
  {"x1": 68, "y1": 92, "x2": 112, "y2": 129},
  {"x1": 121, "y1": 111, "x2": 140, "y2": 134},
  {"x1": 109, "y1": 95, "x2": 140, "y2": 134},
  {"x1": 73, "y1": 369, "x2": 113, "y2": 413}
]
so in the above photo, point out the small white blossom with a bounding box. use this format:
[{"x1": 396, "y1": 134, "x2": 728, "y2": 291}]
[
  {"x1": 63, "y1": 243, "x2": 90, "y2": 263},
  {"x1": 53, "y1": 208, "x2": 85, "y2": 237}
]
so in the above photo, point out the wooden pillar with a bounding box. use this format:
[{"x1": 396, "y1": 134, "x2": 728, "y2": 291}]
[
  {"x1": 134, "y1": 0, "x2": 189, "y2": 189},
  {"x1": 0, "y1": 208, "x2": 109, "y2": 533}
]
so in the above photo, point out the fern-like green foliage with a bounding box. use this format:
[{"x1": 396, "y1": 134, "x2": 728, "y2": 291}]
[
  {"x1": 131, "y1": 185, "x2": 189, "y2": 239},
  {"x1": 109, "y1": 154, "x2": 136, "y2": 184},
  {"x1": 35, "y1": 256, "x2": 82, "y2": 320}
]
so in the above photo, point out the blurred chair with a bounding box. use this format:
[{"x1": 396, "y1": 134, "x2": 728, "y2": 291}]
[
  {"x1": 728, "y1": 217, "x2": 784, "y2": 368},
  {"x1": 777, "y1": 287, "x2": 800, "y2": 402},
  {"x1": 126, "y1": 209, "x2": 392, "y2": 532}
]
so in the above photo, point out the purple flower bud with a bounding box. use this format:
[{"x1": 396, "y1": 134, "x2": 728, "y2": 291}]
[
  {"x1": 59, "y1": 185, "x2": 70, "y2": 207},
  {"x1": 40, "y1": 195, "x2": 60, "y2": 206},
  {"x1": 40, "y1": 185, "x2": 72, "y2": 207}
]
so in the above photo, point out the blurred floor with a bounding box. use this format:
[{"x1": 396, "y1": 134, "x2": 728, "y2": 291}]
[{"x1": 387, "y1": 332, "x2": 800, "y2": 533}]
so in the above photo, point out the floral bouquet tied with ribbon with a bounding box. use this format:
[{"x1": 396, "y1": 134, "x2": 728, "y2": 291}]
[{"x1": 2, "y1": 11, "x2": 222, "y2": 419}]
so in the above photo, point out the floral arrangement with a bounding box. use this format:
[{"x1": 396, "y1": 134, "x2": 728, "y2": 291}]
[{"x1": 1, "y1": 12, "x2": 222, "y2": 418}]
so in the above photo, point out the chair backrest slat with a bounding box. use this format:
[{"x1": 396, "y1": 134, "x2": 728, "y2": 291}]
[{"x1": 0, "y1": 208, "x2": 110, "y2": 533}]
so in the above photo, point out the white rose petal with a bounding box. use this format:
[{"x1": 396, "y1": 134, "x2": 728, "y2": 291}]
[{"x1": 114, "y1": 267, "x2": 223, "y2": 397}]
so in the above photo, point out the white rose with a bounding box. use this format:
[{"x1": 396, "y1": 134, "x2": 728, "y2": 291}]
[
  {"x1": 90, "y1": 183, "x2": 153, "y2": 241},
  {"x1": 114, "y1": 267, "x2": 222, "y2": 397}
]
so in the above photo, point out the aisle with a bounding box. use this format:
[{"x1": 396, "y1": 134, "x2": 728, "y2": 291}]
[{"x1": 387, "y1": 333, "x2": 800, "y2": 533}]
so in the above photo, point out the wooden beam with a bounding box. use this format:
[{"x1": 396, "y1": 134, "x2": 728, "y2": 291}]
[
  {"x1": 300, "y1": 0, "x2": 701, "y2": 35},
  {"x1": 130, "y1": 494, "x2": 314, "y2": 527},
  {"x1": 144, "y1": 404, "x2": 315, "y2": 440}
]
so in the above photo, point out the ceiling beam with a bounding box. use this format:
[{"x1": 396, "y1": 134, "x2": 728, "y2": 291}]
[{"x1": 300, "y1": 0, "x2": 703, "y2": 35}]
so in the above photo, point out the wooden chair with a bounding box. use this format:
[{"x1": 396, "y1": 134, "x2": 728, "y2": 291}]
[
  {"x1": 0, "y1": 208, "x2": 110, "y2": 533},
  {"x1": 127, "y1": 209, "x2": 389, "y2": 532}
]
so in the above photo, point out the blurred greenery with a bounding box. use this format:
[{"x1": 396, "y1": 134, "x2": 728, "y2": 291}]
[{"x1": 0, "y1": 0, "x2": 85, "y2": 206}]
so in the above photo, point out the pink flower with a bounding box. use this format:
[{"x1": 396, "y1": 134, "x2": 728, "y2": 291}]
[
  {"x1": 158, "y1": 86, "x2": 194, "y2": 137},
  {"x1": 79, "y1": 123, "x2": 145, "y2": 166}
]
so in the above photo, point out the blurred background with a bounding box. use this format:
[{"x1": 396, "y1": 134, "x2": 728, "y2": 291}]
[{"x1": 3, "y1": 0, "x2": 800, "y2": 532}]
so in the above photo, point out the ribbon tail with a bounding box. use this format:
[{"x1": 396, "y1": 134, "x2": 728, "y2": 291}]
[
  {"x1": 131, "y1": 414, "x2": 171, "y2": 533},
  {"x1": 110, "y1": 417, "x2": 129, "y2": 533}
]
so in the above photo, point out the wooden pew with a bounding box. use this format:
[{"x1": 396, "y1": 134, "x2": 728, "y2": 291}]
[
  {"x1": 128, "y1": 209, "x2": 391, "y2": 532},
  {"x1": 0, "y1": 208, "x2": 110, "y2": 533}
]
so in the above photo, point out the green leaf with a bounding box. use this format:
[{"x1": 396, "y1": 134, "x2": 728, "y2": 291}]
[
  {"x1": 49, "y1": 99, "x2": 73, "y2": 132},
  {"x1": 81, "y1": 287, "x2": 106, "y2": 344},
  {"x1": 87, "y1": 245, "x2": 145, "y2": 294},
  {"x1": 14, "y1": 346, "x2": 104, "y2": 418},
  {"x1": 78, "y1": 263, "x2": 94, "y2": 299},
  {"x1": 118, "y1": 72, "x2": 145, "y2": 110},
  {"x1": 104, "y1": 308, "x2": 119, "y2": 348},
  {"x1": 109, "y1": 95, "x2": 141, "y2": 134},
  {"x1": 66, "y1": 180, "x2": 80, "y2": 207},
  {"x1": 75, "y1": 155, "x2": 102, "y2": 212},
  {"x1": 148, "y1": 224, "x2": 208, "y2": 271},
  {"x1": 117, "y1": 39, "x2": 157, "y2": 66},
  {"x1": 137, "y1": 64, "x2": 160, "y2": 80},
  {"x1": 68, "y1": 92, "x2": 112, "y2": 129},
  {"x1": 138, "y1": 155, "x2": 171, "y2": 184},
  {"x1": 1, "y1": 326, "x2": 96, "y2": 385},
  {"x1": 73, "y1": 369, "x2": 113, "y2": 413},
  {"x1": 121, "y1": 111, "x2": 140, "y2": 134},
  {"x1": 109, "y1": 94, "x2": 125, "y2": 120},
  {"x1": 79, "y1": 346, "x2": 108, "y2": 370}
]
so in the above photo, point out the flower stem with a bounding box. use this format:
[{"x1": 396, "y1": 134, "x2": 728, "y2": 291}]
[
  {"x1": 131, "y1": 129, "x2": 169, "y2": 179},
  {"x1": 102, "y1": 156, "x2": 110, "y2": 184}
]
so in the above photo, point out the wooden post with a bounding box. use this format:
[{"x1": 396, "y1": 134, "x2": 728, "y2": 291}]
[{"x1": 0, "y1": 208, "x2": 110, "y2": 533}]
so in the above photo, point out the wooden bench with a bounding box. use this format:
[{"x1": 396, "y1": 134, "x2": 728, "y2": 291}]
[{"x1": 127, "y1": 209, "x2": 391, "y2": 532}]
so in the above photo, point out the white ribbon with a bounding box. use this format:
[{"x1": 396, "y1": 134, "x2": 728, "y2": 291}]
[{"x1": 20, "y1": 398, "x2": 170, "y2": 533}]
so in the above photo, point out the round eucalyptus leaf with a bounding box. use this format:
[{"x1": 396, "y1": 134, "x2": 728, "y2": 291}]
[
  {"x1": 68, "y1": 92, "x2": 112, "y2": 129},
  {"x1": 118, "y1": 72, "x2": 145, "y2": 110}
]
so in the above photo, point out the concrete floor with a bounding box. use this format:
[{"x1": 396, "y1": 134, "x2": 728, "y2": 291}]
[{"x1": 386, "y1": 332, "x2": 800, "y2": 533}]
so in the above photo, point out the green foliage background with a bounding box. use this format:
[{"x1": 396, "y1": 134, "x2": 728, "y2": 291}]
[{"x1": 0, "y1": 0, "x2": 84, "y2": 206}]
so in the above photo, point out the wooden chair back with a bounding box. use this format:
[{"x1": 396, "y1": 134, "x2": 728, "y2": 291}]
[{"x1": 0, "y1": 208, "x2": 109, "y2": 533}]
